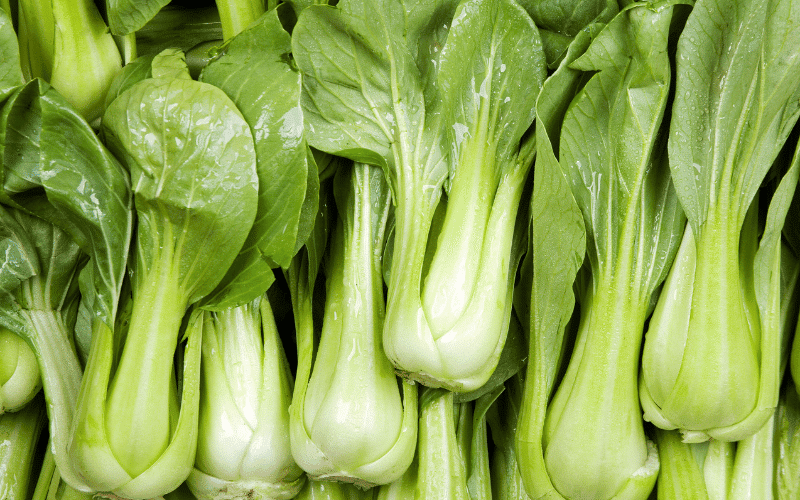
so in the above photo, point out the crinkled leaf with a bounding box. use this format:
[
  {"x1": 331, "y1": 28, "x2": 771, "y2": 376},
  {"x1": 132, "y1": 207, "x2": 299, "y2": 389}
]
[
  {"x1": 292, "y1": 0, "x2": 455, "y2": 204},
  {"x1": 517, "y1": 0, "x2": 618, "y2": 67}
]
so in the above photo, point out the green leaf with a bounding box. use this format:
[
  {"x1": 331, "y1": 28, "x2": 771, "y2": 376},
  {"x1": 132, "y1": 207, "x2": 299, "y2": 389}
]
[
  {"x1": 292, "y1": 0, "x2": 454, "y2": 197},
  {"x1": 104, "y1": 54, "x2": 155, "y2": 111},
  {"x1": 438, "y1": 0, "x2": 544, "y2": 176},
  {"x1": 517, "y1": 0, "x2": 619, "y2": 68},
  {"x1": 199, "y1": 9, "x2": 319, "y2": 308},
  {"x1": 668, "y1": 0, "x2": 800, "y2": 231},
  {"x1": 106, "y1": 0, "x2": 171, "y2": 36},
  {"x1": 0, "y1": 79, "x2": 132, "y2": 333},
  {"x1": 103, "y1": 51, "x2": 257, "y2": 306}
]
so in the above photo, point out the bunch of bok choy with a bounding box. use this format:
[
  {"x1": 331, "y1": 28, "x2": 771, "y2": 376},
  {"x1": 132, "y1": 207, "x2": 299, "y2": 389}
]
[{"x1": 0, "y1": 0, "x2": 799, "y2": 499}]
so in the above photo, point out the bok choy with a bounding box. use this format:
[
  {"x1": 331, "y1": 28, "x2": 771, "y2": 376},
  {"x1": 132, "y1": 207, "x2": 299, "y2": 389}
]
[
  {"x1": 69, "y1": 49, "x2": 258, "y2": 498},
  {"x1": 290, "y1": 162, "x2": 418, "y2": 487},
  {"x1": 517, "y1": 2, "x2": 686, "y2": 498},
  {"x1": 187, "y1": 296, "x2": 305, "y2": 500},
  {"x1": 640, "y1": 0, "x2": 800, "y2": 442},
  {"x1": 293, "y1": 0, "x2": 545, "y2": 392}
]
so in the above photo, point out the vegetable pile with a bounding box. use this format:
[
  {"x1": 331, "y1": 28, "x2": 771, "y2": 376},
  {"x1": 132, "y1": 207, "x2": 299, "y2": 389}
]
[{"x1": 1, "y1": 0, "x2": 800, "y2": 499}]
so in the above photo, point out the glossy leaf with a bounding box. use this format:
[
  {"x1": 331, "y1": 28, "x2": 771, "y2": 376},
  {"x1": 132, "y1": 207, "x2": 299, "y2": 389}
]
[{"x1": 200, "y1": 9, "x2": 319, "y2": 308}]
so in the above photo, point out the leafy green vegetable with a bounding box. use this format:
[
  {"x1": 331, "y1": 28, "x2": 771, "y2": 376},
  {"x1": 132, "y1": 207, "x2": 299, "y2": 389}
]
[
  {"x1": 187, "y1": 296, "x2": 305, "y2": 500},
  {"x1": 460, "y1": 387, "x2": 503, "y2": 500},
  {"x1": 0, "y1": 206, "x2": 83, "y2": 432},
  {"x1": 518, "y1": 2, "x2": 686, "y2": 498},
  {"x1": 293, "y1": 0, "x2": 545, "y2": 393},
  {"x1": 199, "y1": 8, "x2": 319, "y2": 309},
  {"x1": 291, "y1": 162, "x2": 417, "y2": 487},
  {"x1": 69, "y1": 49, "x2": 258, "y2": 498},
  {"x1": 0, "y1": 394, "x2": 46, "y2": 500},
  {"x1": 0, "y1": 79, "x2": 132, "y2": 341},
  {"x1": 640, "y1": 0, "x2": 800, "y2": 442}
]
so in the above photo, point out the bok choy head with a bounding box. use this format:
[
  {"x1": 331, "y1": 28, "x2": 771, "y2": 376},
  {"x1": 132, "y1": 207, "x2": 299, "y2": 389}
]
[
  {"x1": 293, "y1": 0, "x2": 545, "y2": 393},
  {"x1": 290, "y1": 162, "x2": 418, "y2": 487},
  {"x1": 639, "y1": 0, "x2": 800, "y2": 443},
  {"x1": 0, "y1": 28, "x2": 132, "y2": 488},
  {"x1": 68, "y1": 49, "x2": 258, "y2": 499},
  {"x1": 654, "y1": 233, "x2": 800, "y2": 499},
  {"x1": 187, "y1": 296, "x2": 305, "y2": 500},
  {"x1": 516, "y1": 2, "x2": 686, "y2": 499},
  {"x1": 184, "y1": 9, "x2": 322, "y2": 499}
]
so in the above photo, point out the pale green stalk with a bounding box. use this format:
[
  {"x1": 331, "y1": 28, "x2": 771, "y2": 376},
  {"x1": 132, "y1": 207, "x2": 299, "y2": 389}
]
[
  {"x1": 417, "y1": 388, "x2": 470, "y2": 500},
  {"x1": 215, "y1": 0, "x2": 265, "y2": 40},
  {"x1": 0, "y1": 395, "x2": 46, "y2": 500},
  {"x1": 187, "y1": 298, "x2": 305, "y2": 500},
  {"x1": 17, "y1": 0, "x2": 123, "y2": 121},
  {"x1": 291, "y1": 163, "x2": 417, "y2": 487}
]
